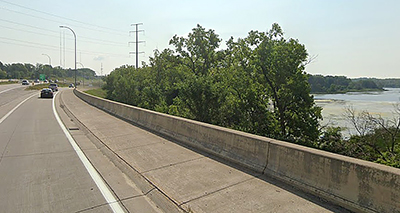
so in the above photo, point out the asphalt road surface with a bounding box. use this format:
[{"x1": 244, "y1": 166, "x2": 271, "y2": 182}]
[{"x1": 0, "y1": 84, "x2": 121, "y2": 212}]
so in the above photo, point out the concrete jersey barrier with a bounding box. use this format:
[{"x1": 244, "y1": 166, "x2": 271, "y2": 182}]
[{"x1": 74, "y1": 89, "x2": 400, "y2": 213}]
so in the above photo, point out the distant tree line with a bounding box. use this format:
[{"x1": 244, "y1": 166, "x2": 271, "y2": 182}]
[
  {"x1": 0, "y1": 61, "x2": 96, "y2": 80},
  {"x1": 356, "y1": 77, "x2": 400, "y2": 88},
  {"x1": 308, "y1": 75, "x2": 384, "y2": 94},
  {"x1": 102, "y1": 24, "x2": 400, "y2": 168}
]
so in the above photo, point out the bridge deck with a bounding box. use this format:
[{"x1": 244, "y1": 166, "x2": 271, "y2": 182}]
[{"x1": 59, "y1": 89, "x2": 348, "y2": 213}]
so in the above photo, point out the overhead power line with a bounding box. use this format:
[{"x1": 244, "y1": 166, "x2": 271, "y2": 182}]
[
  {"x1": 0, "y1": 36, "x2": 130, "y2": 58},
  {"x1": 0, "y1": 0, "x2": 127, "y2": 35},
  {"x1": 0, "y1": 18, "x2": 128, "y2": 47}
]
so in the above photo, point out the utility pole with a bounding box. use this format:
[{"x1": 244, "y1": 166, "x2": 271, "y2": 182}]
[{"x1": 129, "y1": 23, "x2": 145, "y2": 69}]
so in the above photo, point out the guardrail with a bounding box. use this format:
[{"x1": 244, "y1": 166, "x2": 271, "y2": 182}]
[{"x1": 74, "y1": 89, "x2": 400, "y2": 213}]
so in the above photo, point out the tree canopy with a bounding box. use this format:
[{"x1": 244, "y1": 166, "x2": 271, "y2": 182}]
[{"x1": 104, "y1": 23, "x2": 322, "y2": 144}]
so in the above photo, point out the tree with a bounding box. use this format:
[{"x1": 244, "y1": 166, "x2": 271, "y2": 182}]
[
  {"x1": 219, "y1": 36, "x2": 278, "y2": 137},
  {"x1": 167, "y1": 25, "x2": 227, "y2": 124},
  {"x1": 244, "y1": 23, "x2": 322, "y2": 143},
  {"x1": 103, "y1": 24, "x2": 322, "y2": 143},
  {"x1": 0, "y1": 68, "x2": 6, "y2": 79},
  {"x1": 169, "y1": 24, "x2": 222, "y2": 76}
]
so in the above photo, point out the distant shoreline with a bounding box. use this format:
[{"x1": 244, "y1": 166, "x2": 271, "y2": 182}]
[{"x1": 311, "y1": 88, "x2": 386, "y2": 95}]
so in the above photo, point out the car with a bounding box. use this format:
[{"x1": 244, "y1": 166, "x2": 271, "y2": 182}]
[
  {"x1": 69, "y1": 83, "x2": 74, "y2": 88},
  {"x1": 21, "y1": 79, "x2": 30, "y2": 85},
  {"x1": 49, "y1": 83, "x2": 58, "y2": 91},
  {"x1": 44, "y1": 79, "x2": 48, "y2": 83},
  {"x1": 40, "y1": 88, "x2": 53, "y2": 98},
  {"x1": 34, "y1": 79, "x2": 40, "y2": 83}
]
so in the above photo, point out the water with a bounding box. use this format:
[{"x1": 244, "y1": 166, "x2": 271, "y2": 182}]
[{"x1": 313, "y1": 88, "x2": 400, "y2": 136}]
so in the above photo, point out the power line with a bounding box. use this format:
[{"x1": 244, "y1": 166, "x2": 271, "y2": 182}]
[
  {"x1": 0, "y1": 18, "x2": 129, "y2": 46},
  {"x1": 0, "y1": 0, "x2": 127, "y2": 35},
  {"x1": 0, "y1": 7, "x2": 128, "y2": 37},
  {"x1": 0, "y1": 36, "x2": 130, "y2": 58}
]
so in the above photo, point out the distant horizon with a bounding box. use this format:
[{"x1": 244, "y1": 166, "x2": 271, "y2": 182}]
[{"x1": 2, "y1": 59, "x2": 400, "y2": 80}]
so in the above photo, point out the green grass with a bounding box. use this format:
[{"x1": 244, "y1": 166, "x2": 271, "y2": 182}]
[
  {"x1": 84, "y1": 88, "x2": 107, "y2": 99},
  {"x1": 0, "y1": 80, "x2": 18, "y2": 85},
  {"x1": 25, "y1": 83, "x2": 69, "y2": 90}
]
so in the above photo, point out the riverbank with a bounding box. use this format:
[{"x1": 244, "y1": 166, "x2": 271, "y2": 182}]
[{"x1": 314, "y1": 88, "x2": 400, "y2": 136}]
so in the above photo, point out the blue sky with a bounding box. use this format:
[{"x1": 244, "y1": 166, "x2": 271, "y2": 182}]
[{"x1": 0, "y1": 0, "x2": 399, "y2": 78}]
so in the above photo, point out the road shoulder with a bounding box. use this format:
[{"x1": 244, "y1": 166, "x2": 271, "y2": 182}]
[{"x1": 56, "y1": 89, "x2": 166, "y2": 213}]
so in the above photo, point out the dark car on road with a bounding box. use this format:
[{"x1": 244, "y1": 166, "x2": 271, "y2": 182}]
[
  {"x1": 49, "y1": 83, "x2": 58, "y2": 91},
  {"x1": 40, "y1": 88, "x2": 53, "y2": 98}
]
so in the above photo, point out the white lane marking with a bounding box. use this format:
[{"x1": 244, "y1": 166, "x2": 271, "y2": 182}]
[
  {"x1": 0, "y1": 86, "x2": 21, "y2": 94},
  {"x1": 52, "y1": 92, "x2": 125, "y2": 213},
  {"x1": 0, "y1": 93, "x2": 37, "y2": 124}
]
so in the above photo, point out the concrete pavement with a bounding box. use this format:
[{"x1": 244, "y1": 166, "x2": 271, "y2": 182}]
[
  {"x1": 0, "y1": 89, "x2": 113, "y2": 212},
  {"x1": 58, "y1": 89, "x2": 349, "y2": 213},
  {"x1": 56, "y1": 89, "x2": 163, "y2": 213}
]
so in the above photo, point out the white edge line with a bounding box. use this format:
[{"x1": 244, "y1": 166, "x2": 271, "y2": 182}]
[
  {"x1": 52, "y1": 91, "x2": 125, "y2": 213},
  {"x1": 0, "y1": 93, "x2": 37, "y2": 124}
]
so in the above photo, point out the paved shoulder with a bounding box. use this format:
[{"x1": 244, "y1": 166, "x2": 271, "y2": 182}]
[
  {"x1": 60, "y1": 89, "x2": 347, "y2": 213},
  {"x1": 57, "y1": 89, "x2": 164, "y2": 213}
]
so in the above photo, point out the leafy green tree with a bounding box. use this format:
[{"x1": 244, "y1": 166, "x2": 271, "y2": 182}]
[
  {"x1": 317, "y1": 126, "x2": 346, "y2": 153},
  {"x1": 103, "y1": 24, "x2": 322, "y2": 143},
  {"x1": 167, "y1": 25, "x2": 227, "y2": 124},
  {"x1": 0, "y1": 68, "x2": 6, "y2": 79},
  {"x1": 243, "y1": 23, "x2": 322, "y2": 143},
  {"x1": 149, "y1": 49, "x2": 187, "y2": 111},
  {"x1": 169, "y1": 24, "x2": 222, "y2": 76},
  {"x1": 219, "y1": 36, "x2": 278, "y2": 137}
]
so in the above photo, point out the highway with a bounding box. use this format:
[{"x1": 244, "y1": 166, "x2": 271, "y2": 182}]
[
  {"x1": 0, "y1": 84, "x2": 349, "y2": 212},
  {"x1": 0, "y1": 84, "x2": 114, "y2": 212},
  {"x1": 0, "y1": 84, "x2": 161, "y2": 212}
]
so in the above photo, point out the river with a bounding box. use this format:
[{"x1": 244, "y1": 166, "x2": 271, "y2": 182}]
[{"x1": 313, "y1": 88, "x2": 400, "y2": 136}]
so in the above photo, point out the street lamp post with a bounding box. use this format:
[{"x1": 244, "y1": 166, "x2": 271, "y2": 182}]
[
  {"x1": 77, "y1": 62, "x2": 84, "y2": 87},
  {"x1": 42, "y1": 54, "x2": 51, "y2": 66},
  {"x1": 59, "y1": 25, "x2": 77, "y2": 88}
]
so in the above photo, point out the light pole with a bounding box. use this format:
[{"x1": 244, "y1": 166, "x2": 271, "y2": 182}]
[
  {"x1": 59, "y1": 25, "x2": 76, "y2": 88},
  {"x1": 42, "y1": 54, "x2": 51, "y2": 66},
  {"x1": 77, "y1": 62, "x2": 84, "y2": 87}
]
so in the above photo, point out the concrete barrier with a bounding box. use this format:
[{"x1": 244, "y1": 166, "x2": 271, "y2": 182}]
[{"x1": 74, "y1": 89, "x2": 400, "y2": 213}]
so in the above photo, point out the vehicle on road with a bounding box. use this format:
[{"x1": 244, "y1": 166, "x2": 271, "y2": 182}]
[
  {"x1": 49, "y1": 83, "x2": 58, "y2": 91},
  {"x1": 40, "y1": 88, "x2": 53, "y2": 98},
  {"x1": 21, "y1": 79, "x2": 30, "y2": 85},
  {"x1": 69, "y1": 83, "x2": 74, "y2": 88}
]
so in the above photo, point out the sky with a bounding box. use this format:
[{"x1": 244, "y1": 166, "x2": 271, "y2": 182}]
[{"x1": 0, "y1": 0, "x2": 399, "y2": 78}]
